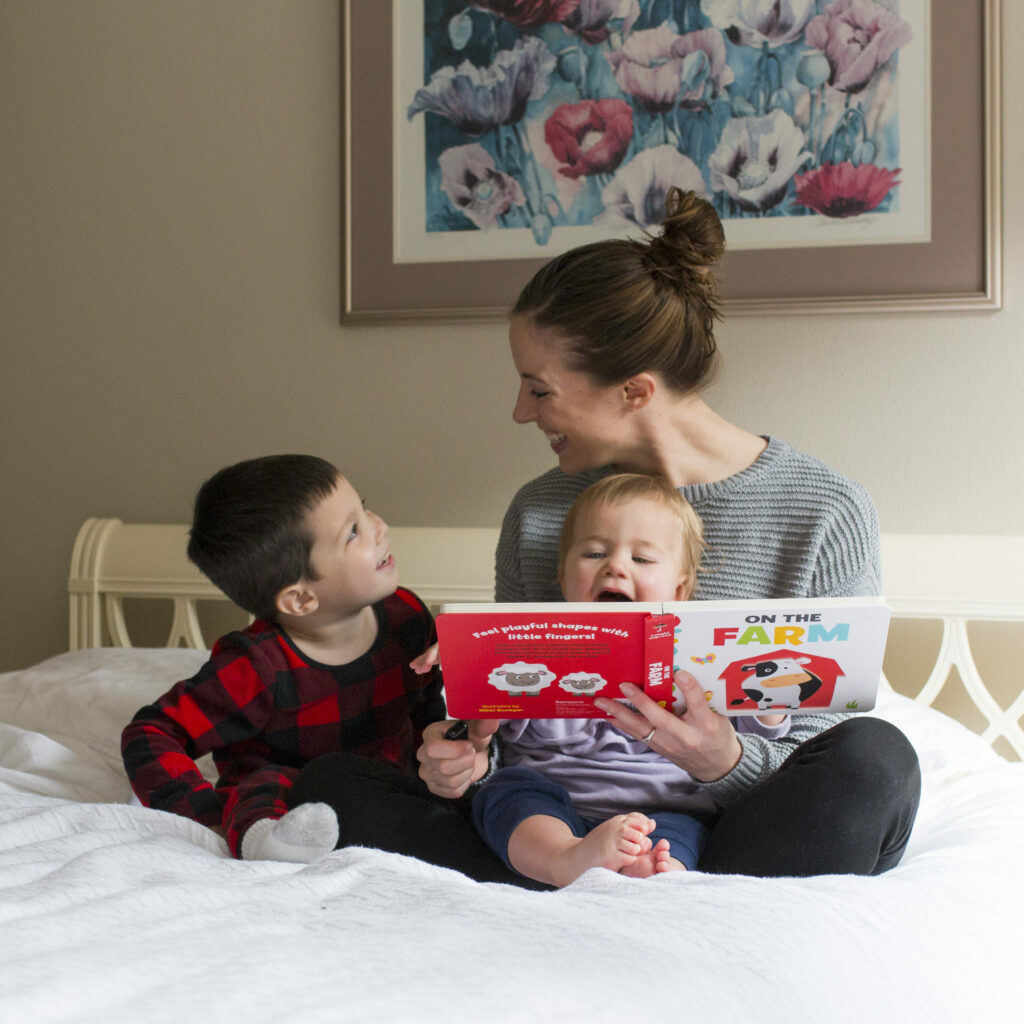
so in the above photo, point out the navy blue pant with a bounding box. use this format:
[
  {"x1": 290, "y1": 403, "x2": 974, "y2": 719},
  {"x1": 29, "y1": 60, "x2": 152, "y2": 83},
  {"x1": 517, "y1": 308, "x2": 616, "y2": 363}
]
[{"x1": 473, "y1": 766, "x2": 709, "y2": 872}]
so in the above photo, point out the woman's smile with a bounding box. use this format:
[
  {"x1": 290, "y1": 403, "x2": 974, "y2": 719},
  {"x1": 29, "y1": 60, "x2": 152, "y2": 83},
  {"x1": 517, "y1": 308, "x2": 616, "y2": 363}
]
[{"x1": 545, "y1": 431, "x2": 567, "y2": 453}]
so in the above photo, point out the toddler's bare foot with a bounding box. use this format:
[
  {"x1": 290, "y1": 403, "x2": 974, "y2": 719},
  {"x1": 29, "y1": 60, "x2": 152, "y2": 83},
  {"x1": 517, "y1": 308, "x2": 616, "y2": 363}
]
[
  {"x1": 653, "y1": 837, "x2": 686, "y2": 873},
  {"x1": 619, "y1": 837, "x2": 686, "y2": 878},
  {"x1": 552, "y1": 812, "x2": 656, "y2": 887}
]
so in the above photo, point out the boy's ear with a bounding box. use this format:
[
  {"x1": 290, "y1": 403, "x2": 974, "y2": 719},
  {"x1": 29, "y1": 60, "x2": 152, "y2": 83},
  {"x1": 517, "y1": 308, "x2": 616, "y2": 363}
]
[
  {"x1": 275, "y1": 581, "x2": 320, "y2": 619},
  {"x1": 674, "y1": 575, "x2": 693, "y2": 602},
  {"x1": 622, "y1": 373, "x2": 656, "y2": 410}
]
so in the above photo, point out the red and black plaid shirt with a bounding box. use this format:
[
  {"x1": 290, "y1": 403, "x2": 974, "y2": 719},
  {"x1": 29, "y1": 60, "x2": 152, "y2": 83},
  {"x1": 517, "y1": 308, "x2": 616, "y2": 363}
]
[{"x1": 121, "y1": 588, "x2": 444, "y2": 830}]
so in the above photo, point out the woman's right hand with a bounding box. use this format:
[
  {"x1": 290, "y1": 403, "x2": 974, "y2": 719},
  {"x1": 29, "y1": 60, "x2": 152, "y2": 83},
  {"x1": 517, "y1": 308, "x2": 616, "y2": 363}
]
[
  {"x1": 595, "y1": 671, "x2": 742, "y2": 783},
  {"x1": 417, "y1": 719, "x2": 499, "y2": 799}
]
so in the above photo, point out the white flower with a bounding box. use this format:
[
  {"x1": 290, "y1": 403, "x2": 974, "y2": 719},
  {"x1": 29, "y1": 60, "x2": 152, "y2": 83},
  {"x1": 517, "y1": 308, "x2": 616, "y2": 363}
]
[
  {"x1": 407, "y1": 36, "x2": 555, "y2": 136},
  {"x1": 597, "y1": 145, "x2": 709, "y2": 228},
  {"x1": 701, "y1": 0, "x2": 816, "y2": 48},
  {"x1": 708, "y1": 110, "x2": 811, "y2": 212}
]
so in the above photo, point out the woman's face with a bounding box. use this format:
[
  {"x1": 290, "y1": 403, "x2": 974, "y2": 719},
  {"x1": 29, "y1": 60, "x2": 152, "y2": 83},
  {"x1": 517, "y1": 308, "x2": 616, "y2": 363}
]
[{"x1": 509, "y1": 317, "x2": 631, "y2": 475}]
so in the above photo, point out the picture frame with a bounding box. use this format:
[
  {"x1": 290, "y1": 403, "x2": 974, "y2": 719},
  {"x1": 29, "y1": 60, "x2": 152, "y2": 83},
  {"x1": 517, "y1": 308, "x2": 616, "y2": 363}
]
[{"x1": 341, "y1": 0, "x2": 1002, "y2": 323}]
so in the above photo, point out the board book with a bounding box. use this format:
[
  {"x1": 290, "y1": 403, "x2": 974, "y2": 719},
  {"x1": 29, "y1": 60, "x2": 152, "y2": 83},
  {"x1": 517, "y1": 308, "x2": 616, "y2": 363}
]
[{"x1": 436, "y1": 597, "x2": 891, "y2": 719}]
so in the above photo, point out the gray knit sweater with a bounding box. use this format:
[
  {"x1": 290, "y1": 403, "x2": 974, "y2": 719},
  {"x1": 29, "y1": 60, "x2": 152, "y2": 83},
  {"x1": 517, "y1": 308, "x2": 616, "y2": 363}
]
[{"x1": 493, "y1": 436, "x2": 881, "y2": 807}]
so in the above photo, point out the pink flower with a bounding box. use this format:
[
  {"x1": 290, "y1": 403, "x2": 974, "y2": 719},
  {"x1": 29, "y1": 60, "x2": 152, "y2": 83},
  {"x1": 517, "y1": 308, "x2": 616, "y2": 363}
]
[
  {"x1": 605, "y1": 24, "x2": 690, "y2": 113},
  {"x1": 471, "y1": 0, "x2": 580, "y2": 29},
  {"x1": 674, "y1": 29, "x2": 735, "y2": 109},
  {"x1": 805, "y1": 0, "x2": 913, "y2": 94},
  {"x1": 793, "y1": 162, "x2": 900, "y2": 217},
  {"x1": 544, "y1": 99, "x2": 633, "y2": 179},
  {"x1": 607, "y1": 25, "x2": 734, "y2": 114},
  {"x1": 561, "y1": 0, "x2": 640, "y2": 44},
  {"x1": 439, "y1": 144, "x2": 526, "y2": 229}
]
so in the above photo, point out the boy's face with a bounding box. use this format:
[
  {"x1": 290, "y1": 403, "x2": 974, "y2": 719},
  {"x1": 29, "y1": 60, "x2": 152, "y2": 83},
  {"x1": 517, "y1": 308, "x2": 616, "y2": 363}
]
[
  {"x1": 560, "y1": 497, "x2": 691, "y2": 604},
  {"x1": 302, "y1": 476, "x2": 398, "y2": 617}
]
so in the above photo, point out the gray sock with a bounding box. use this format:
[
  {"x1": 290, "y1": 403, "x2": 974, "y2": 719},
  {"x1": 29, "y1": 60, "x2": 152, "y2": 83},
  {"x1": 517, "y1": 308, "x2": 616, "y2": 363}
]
[{"x1": 240, "y1": 802, "x2": 339, "y2": 863}]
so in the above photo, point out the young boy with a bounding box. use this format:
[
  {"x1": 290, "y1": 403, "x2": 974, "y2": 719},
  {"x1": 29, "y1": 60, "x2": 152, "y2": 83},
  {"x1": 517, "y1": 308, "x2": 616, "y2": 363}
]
[
  {"x1": 121, "y1": 455, "x2": 444, "y2": 863},
  {"x1": 470, "y1": 473, "x2": 790, "y2": 888}
]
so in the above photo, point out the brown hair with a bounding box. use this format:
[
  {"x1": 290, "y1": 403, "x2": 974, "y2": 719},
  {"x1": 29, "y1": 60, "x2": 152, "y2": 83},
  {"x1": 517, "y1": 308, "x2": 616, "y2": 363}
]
[
  {"x1": 557, "y1": 473, "x2": 706, "y2": 593},
  {"x1": 187, "y1": 455, "x2": 341, "y2": 621},
  {"x1": 511, "y1": 188, "x2": 725, "y2": 393}
]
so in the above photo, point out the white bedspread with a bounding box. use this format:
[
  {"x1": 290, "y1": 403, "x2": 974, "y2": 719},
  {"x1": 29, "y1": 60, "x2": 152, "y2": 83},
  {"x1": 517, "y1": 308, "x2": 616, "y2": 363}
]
[{"x1": 1, "y1": 649, "x2": 1022, "y2": 1023}]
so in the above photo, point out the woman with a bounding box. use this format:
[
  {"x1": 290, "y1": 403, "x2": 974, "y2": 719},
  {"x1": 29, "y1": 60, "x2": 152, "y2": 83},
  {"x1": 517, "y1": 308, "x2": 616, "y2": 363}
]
[{"x1": 417, "y1": 187, "x2": 920, "y2": 878}]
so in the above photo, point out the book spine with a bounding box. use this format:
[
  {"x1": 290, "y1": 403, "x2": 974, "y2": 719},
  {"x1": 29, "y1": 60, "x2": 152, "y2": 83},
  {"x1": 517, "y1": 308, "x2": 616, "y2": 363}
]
[{"x1": 643, "y1": 614, "x2": 677, "y2": 708}]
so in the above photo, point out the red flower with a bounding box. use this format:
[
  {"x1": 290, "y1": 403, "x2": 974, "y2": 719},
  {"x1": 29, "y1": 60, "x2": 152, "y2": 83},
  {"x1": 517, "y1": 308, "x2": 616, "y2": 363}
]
[
  {"x1": 794, "y1": 162, "x2": 901, "y2": 218},
  {"x1": 543, "y1": 99, "x2": 633, "y2": 180},
  {"x1": 472, "y1": 0, "x2": 580, "y2": 29}
]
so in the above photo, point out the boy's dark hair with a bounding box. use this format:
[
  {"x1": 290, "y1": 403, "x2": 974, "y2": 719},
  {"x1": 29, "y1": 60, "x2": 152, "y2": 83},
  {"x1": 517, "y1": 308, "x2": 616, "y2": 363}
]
[{"x1": 187, "y1": 455, "x2": 341, "y2": 622}]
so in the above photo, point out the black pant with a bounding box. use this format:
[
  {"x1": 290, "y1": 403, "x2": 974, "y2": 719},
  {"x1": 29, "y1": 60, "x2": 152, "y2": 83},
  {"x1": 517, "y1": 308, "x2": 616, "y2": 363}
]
[
  {"x1": 287, "y1": 751, "x2": 551, "y2": 889},
  {"x1": 289, "y1": 717, "x2": 920, "y2": 885},
  {"x1": 698, "y1": 717, "x2": 921, "y2": 876}
]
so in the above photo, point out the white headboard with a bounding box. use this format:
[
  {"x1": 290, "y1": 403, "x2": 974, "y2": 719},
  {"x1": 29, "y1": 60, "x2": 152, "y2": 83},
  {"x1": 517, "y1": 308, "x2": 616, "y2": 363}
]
[
  {"x1": 68, "y1": 518, "x2": 499, "y2": 648},
  {"x1": 69, "y1": 519, "x2": 1024, "y2": 758}
]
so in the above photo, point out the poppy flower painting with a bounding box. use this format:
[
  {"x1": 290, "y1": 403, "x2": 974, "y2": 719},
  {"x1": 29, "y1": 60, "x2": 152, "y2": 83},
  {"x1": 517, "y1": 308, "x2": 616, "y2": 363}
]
[{"x1": 397, "y1": 0, "x2": 924, "y2": 258}]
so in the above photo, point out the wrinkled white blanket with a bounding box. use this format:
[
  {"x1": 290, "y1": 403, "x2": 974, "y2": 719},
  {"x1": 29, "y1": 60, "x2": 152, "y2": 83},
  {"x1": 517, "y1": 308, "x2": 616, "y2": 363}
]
[{"x1": 1, "y1": 649, "x2": 1022, "y2": 1023}]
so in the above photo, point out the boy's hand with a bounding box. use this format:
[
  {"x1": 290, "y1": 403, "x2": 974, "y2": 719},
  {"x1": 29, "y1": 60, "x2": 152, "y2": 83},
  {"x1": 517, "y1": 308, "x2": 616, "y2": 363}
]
[
  {"x1": 410, "y1": 643, "x2": 440, "y2": 674},
  {"x1": 417, "y1": 719, "x2": 499, "y2": 799}
]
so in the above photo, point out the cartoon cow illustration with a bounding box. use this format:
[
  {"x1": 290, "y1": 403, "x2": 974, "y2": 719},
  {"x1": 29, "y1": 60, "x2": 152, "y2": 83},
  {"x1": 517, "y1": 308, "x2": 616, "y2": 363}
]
[
  {"x1": 487, "y1": 662, "x2": 556, "y2": 696},
  {"x1": 731, "y1": 656, "x2": 823, "y2": 711},
  {"x1": 558, "y1": 672, "x2": 608, "y2": 696}
]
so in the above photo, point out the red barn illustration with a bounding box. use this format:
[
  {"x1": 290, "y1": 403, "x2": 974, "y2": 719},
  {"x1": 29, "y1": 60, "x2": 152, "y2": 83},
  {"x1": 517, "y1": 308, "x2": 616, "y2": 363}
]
[{"x1": 719, "y1": 649, "x2": 844, "y2": 712}]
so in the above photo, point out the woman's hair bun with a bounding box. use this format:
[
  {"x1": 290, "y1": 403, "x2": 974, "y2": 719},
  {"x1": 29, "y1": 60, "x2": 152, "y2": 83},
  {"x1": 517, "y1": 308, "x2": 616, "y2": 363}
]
[
  {"x1": 644, "y1": 188, "x2": 725, "y2": 295},
  {"x1": 511, "y1": 183, "x2": 724, "y2": 395}
]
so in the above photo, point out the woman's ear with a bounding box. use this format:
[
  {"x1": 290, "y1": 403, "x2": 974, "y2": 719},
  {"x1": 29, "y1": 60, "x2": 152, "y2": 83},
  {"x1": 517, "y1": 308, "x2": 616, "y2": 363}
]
[
  {"x1": 622, "y1": 373, "x2": 657, "y2": 410},
  {"x1": 276, "y1": 582, "x2": 319, "y2": 619}
]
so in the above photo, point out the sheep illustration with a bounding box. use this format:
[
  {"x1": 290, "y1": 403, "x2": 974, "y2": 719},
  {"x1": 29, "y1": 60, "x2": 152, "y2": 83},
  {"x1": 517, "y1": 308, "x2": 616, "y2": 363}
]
[
  {"x1": 487, "y1": 662, "x2": 556, "y2": 696},
  {"x1": 558, "y1": 672, "x2": 608, "y2": 696}
]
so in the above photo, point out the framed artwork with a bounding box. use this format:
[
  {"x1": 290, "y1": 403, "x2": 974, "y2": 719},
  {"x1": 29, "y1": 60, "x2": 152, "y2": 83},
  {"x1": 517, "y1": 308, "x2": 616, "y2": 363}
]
[{"x1": 341, "y1": 0, "x2": 1001, "y2": 322}]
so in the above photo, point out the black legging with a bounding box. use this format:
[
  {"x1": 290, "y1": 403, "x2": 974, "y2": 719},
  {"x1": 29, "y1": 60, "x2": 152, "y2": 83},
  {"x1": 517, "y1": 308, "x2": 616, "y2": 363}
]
[
  {"x1": 289, "y1": 716, "x2": 920, "y2": 885},
  {"x1": 698, "y1": 717, "x2": 921, "y2": 876}
]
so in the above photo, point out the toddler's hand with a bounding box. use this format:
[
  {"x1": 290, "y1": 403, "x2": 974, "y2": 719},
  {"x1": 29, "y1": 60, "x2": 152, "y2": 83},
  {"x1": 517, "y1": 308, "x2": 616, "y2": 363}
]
[{"x1": 410, "y1": 642, "x2": 440, "y2": 674}]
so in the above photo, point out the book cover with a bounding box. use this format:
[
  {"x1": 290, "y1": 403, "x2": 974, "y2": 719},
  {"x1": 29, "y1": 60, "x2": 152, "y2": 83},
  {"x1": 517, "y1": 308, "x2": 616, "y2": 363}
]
[{"x1": 436, "y1": 598, "x2": 890, "y2": 718}]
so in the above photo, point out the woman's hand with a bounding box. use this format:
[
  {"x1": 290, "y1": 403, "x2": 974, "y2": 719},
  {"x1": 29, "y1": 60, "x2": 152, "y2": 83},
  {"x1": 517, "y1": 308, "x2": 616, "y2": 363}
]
[
  {"x1": 416, "y1": 719, "x2": 499, "y2": 799},
  {"x1": 594, "y1": 671, "x2": 742, "y2": 783}
]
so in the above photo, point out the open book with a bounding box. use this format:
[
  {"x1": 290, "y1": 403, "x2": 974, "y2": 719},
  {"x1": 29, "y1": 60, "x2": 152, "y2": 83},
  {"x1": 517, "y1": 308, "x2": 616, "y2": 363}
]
[{"x1": 436, "y1": 597, "x2": 890, "y2": 719}]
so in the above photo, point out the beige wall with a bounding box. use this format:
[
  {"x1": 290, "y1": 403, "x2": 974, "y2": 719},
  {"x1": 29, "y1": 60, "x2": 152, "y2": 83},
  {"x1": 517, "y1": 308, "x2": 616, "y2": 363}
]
[{"x1": 2, "y1": 1, "x2": 1021, "y2": 671}]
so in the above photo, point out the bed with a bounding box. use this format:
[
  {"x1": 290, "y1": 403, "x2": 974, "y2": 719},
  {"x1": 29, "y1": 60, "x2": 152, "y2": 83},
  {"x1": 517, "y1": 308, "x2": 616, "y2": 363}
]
[{"x1": 1, "y1": 519, "x2": 1022, "y2": 1023}]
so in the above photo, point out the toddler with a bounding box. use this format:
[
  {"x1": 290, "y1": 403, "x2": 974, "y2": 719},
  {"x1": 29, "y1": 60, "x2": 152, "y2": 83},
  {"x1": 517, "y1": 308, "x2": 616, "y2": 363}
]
[
  {"x1": 472, "y1": 473, "x2": 789, "y2": 887},
  {"x1": 121, "y1": 455, "x2": 443, "y2": 862}
]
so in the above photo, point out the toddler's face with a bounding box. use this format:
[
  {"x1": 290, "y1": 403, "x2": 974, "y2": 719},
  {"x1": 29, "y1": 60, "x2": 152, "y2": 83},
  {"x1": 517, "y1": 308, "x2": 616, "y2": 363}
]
[
  {"x1": 560, "y1": 497, "x2": 691, "y2": 604},
  {"x1": 303, "y1": 476, "x2": 398, "y2": 615}
]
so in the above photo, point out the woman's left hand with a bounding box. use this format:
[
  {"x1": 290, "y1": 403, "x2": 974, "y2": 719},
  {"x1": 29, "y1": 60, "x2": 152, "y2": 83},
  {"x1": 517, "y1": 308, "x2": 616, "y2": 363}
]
[{"x1": 594, "y1": 670, "x2": 742, "y2": 783}]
